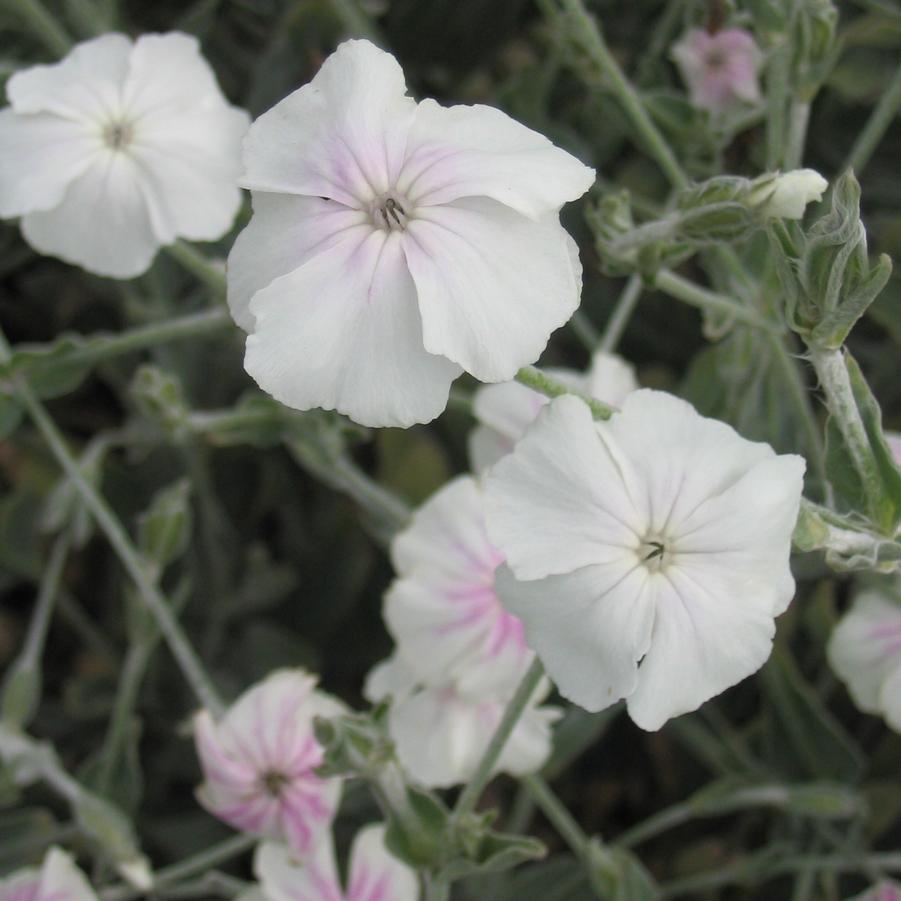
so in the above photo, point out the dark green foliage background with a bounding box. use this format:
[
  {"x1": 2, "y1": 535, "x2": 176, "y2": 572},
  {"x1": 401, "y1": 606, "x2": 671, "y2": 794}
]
[{"x1": 1, "y1": 0, "x2": 900, "y2": 898}]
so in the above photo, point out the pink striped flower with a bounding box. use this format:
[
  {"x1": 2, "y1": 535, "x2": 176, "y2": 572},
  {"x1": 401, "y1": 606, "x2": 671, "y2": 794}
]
[
  {"x1": 255, "y1": 824, "x2": 417, "y2": 901},
  {"x1": 0, "y1": 848, "x2": 97, "y2": 901},
  {"x1": 828, "y1": 586, "x2": 901, "y2": 732},
  {"x1": 848, "y1": 882, "x2": 901, "y2": 901},
  {"x1": 384, "y1": 475, "x2": 532, "y2": 696},
  {"x1": 194, "y1": 670, "x2": 344, "y2": 855},
  {"x1": 671, "y1": 27, "x2": 762, "y2": 114}
]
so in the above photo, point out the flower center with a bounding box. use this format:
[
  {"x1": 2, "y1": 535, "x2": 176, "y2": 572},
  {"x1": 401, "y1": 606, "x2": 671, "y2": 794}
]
[
  {"x1": 705, "y1": 48, "x2": 727, "y2": 70},
  {"x1": 640, "y1": 538, "x2": 668, "y2": 572},
  {"x1": 260, "y1": 769, "x2": 290, "y2": 798},
  {"x1": 371, "y1": 192, "x2": 411, "y2": 232},
  {"x1": 102, "y1": 120, "x2": 135, "y2": 151}
]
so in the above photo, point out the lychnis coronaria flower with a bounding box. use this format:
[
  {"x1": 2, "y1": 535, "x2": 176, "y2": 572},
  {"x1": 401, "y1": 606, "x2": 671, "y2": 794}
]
[
  {"x1": 828, "y1": 584, "x2": 901, "y2": 733},
  {"x1": 0, "y1": 32, "x2": 248, "y2": 278},
  {"x1": 0, "y1": 848, "x2": 97, "y2": 901},
  {"x1": 470, "y1": 350, "x2": 637, "y2": 472},
  {"x1": 255, "y1": 823, "x2": 417, "y2": 901},
  {"x1": 227, "y1": 38, "x2": 595, "y2": 428},
  {"x1": 194, "y1": 669, "x2": 344, "y2": 854},
  {"x1": 485, "y1": 391, "x2": 805, "y2": 731},
  {"x1": 671, "y1": 27, "x2": 762, "y2": 114}
]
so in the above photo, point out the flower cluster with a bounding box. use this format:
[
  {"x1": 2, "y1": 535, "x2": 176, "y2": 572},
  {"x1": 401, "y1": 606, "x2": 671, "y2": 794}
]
[
  {"x1": 0, "y1": 33, "x2": 248, "y2": 278},
  {"x1": 366, "y1": 475, "x2": 559, "y2": 787}
]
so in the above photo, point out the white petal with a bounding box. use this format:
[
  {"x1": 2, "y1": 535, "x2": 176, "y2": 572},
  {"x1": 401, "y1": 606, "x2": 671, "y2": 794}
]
[
  {"x1": 828, "y1": 590, "x2": 901, "y2": 715},
  {"x1": 255, "y1": 836, "x2": 341, "y2": 901},
  {"x1": 346, "y1": 824, "x2": 418, "y2": 901},
  {"x1": 241, "y1": 39, "x2": 415, "y2": 203},
  {"x1": 363, "y1": 653, "x2": 418, "y2": 704},
  {"x1": 245, "y1": 228, "x2": 461, "y2": 428},
  {"x1": 606, "y1": 390, "x2": 786, "y2": 536},
  {"x1": 585, "y1": 351, "x2": 639, "y2": 406},
  {"x1": 468, "y1": 423, "x2": 517, "y2": 476},
  {"x1": 20, "y1": 151, "x2": 159, "y2": 278},
  {"x1": 626, "y1": 565, "x2": 779, "y2": 731},
  {"x1": 880, "y1": 664, "x2": 901, "y2": 733},
  {"x1": 398, "y1": 98, "x2": 595, "y2": 219},
  {"x1": 0, "y1": 110, "x2": 98, "y2": 217},
  {"x1": 41, "y1": 847, "x2": 98, "y2": 901},
  {"x1": 485, "y1": 395, "x2": 643, "y2": 581},
  {"x1": 7, "y1": 33, "x2": 131, "y2": 120},
  {"x1": 388, "y1": 683, "x2": 556, "y2": 788},
  {"x1": 495, "y1": 562, "x2": 654, "y2": 711},
  {"x1": 227, "y1": 192, "x2": 370, "y2": 331},
  {"x1": 404, "y1": 199, "x2": 581, "y2": 382}
]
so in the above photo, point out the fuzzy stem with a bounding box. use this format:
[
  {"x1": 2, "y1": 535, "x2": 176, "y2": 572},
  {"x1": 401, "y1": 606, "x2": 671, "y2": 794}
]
[
  {"x1": 164, "y1": 241, "x2": 227, "y2": 295},
  {"x1": 515, "y1": 366, "x2": 616, "y2": 419},
  {"x1": 784, "y1": 100, "x2": 812, "y2": 170},
  {"x1": 599, "y1": 274, "x2": 643, "y2": 354},
  {"x1": 453, "y1": 657, "x2": 546, "y2": 819},
  {"x1": 843, "y1": 62, "x2": 901, "y2": 175},
  {"x1": 523, "y1": 774, "x2": 591, "y2": 858},
  {"x1": 0, "y1": 329, "x2": 225, "y2": 717}
]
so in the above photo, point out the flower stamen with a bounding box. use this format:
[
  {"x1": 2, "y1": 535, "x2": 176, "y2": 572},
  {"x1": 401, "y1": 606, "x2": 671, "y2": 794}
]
[
  {"x1": 260, "y1": 769, "x2": 290, "y2": 797},
  {"x1": 372, "y1": 194, "x2": 410, "y2": 232},
  {"x1": 103, "y1": 120, "x2": 135, "y2": 151}
]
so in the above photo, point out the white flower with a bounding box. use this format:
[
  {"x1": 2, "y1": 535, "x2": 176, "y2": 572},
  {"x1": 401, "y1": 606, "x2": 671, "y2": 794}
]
[
  {"x1": 485, "y1": 390, "x2": 805, "y2": 731},
  {"x1": 365, "y1": 655, "x2": 558, "y2": 789},
  {"x1": 194, "y1": 669, "x2": 344, "y2": 855},
  {"x1": 749, "y1": 169, "x2": 828, "y2": 220},
  {"x1": 227, "y1": 38, "x2": 595, "y2": 428},
  {"x1": 469, "y1": 350, "x2": 638, "y2": 472},
  {"x1": 827, "y1": 584, "x2": 901, "y2": 732},
  {"x1": 255, "y1": 823, "x2": 417, "y2": 901},
  {"x1": 0, "y1": 847, "x2": 97, "y2": 901},
  {"x1": 0, "y1": 32, "x2": 249, "y2": 278},
  {"x1": 384, "y1": 474, "x2": 533, "y2": 695}
]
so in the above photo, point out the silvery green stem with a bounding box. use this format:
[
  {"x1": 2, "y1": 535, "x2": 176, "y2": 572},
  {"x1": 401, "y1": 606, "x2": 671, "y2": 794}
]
[
  {"x1": 766, "y1": 35, "x2": 792, "y2": 170},
  {"x1": 0, "y1": 328, "x2": 226, "y2": 717},
  {"x1": 516, "y1": 366, "x2": 616, "y2": 419},
  {"x1": 844, "y1": 62, "x2": 901, "y2": 174},
  {"x1": 522, "y1": 774, "x2": 590, "y2": 858},
  {"x1": 164, "y1": 241, "x2": 226, "y2": 295},
  {"x1": 808, "y1": 346, "x2": 884, "y2": 524},
  {"x1": 599, "y1": 274, "x2": 643, "y2": 354},
  {"x1": 784, "y1": 100, "x2": 812, "y2": 169},
  {"x1": 453, "y1": 657, "x2": 546, "y2": 819}
]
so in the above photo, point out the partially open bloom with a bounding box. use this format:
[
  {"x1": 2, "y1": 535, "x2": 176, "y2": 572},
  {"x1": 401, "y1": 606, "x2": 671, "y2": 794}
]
[
  {"x1": 828, "y1": 585, "x2": 901, "y2": 732},
  {"x1": 0, "y1": 33, "x2": 248, "y2": 278},
  {"x1": 0, "y1": 847, "x2": 97, "y2": 901},
  {"x1": 469, "y1": 351, "x2": 638, "y2": 472},
  {"x1": 384, "y1": 475, "x2": 532, "y2": 695},
  {"x1": 485, "y1": 391, "x2": 805, "y2": 731},
  {"x1": 256, "y1": 823, "x2": 417, "y2": 901},
  {"x1": 194, "y1": 669, "x2": 344, "y2": 854},
  {"x1": 365, "y1": 655, "x2": 558, "y2": 788},
  {"x1": 228, "y1": 38, "x2": 595, "y2": 428},
  {"x1": 671, "y1": 27, "x2": 762, "y2": 114},
  {"x1": 749, "y1": 169, "x2": 828, "y2": 220}
]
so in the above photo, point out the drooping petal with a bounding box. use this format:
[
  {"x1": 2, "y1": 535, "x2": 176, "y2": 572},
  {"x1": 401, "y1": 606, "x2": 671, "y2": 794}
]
[
  {"x1": 255, "y1": 835, "x2": 342, "y2": 901},
  {"x1": 397, "y1": 98, "x2": 594, "y2": 219},
  {"x1": 244, "y1": 228, "x2": 461, "y2": 428},
  {"x1": 20, "y1": 151, "x2": 159, "y2": 278},
  {"x1": 404, "y1": 199, "x2": 581, "y2": 382},
  {"x1": 346, "y1": 825, "x2": 418, "y2": 901},
  {"x1": 388, "y1": 682, "x2": 557, "y2": 788},
  {"x1": 828, "y1": 590, "x2": 901, "y2": 715},
  {"x1": 240, "y1": 39, "x2": 415, "y2": 204},
  {"x1": 227, "y1": 192, "x2": 370, "y2": 331},
  {"x1": 7, "y1": 33, "x2": 131, "y2": 120},
  {"x1": 626, "y1": 565, "x2": 779, "y2": 731},
  {"x1": 0, "y1": 110, "x2": 97, "y2": 217},
  {"x1": 485, "y1": 395, "x2": 643, "y2": 581},
  {"x1": 495, "y1": 561, "x2": 654, "y2": 712}
]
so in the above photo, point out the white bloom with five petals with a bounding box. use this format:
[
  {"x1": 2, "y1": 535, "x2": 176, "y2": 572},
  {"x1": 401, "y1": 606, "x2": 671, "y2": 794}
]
[
  {"x1": 193, "y1": 669, "x2": 344, "y2": 855},
  {"x1": 0, "y1": 847, "x2": 97, "y2": 901},
  {"x1": 469, "y1": 350, "x2": 638, "y2": 473},
  {"x1": 0, "y1": 33, "x2": 249, "y2": 278},
  {"x1": 828, "y1": 584, "x2": 901, "y2": 732},
  {"x1": 227, "y1": 38, "x2": 595, "y2": 428},
  {"x1": 255, "y1": 823, "x2": 417, "y2": 901},
  {"x1": 485, "y1": 390, "x2": 805, "y2": 731}
]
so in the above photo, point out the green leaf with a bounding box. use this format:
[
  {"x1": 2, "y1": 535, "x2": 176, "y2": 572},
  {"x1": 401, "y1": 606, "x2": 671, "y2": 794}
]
[
  {"x1": 137, "y1": 478, "x2": 193, "y2": 572},
  {"x1": 587, "y1": 842, "x2": 660, "y2": 900},
  {"x1": 3, "y1": 335, "x2": 93, "y2": 400},
  {"x1": 440, "y1": 828, "x2": 546, "y2": 881}
]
